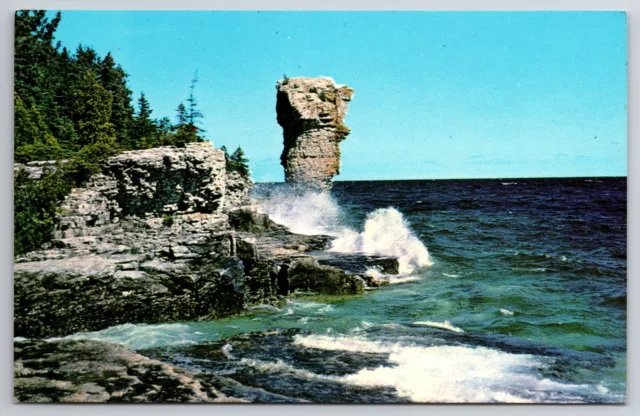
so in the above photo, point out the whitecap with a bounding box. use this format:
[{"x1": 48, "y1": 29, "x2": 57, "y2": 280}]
[
  {"x1": 442, "y1": 272, "x2": 459, "y2": 278},
  {"x1": 293, "y1": 334, "x2": 604, "y2": 403},
  {"x1": 239, "y1": 357, "x2": 333, "y2": 380},
  {"x1": 500, "y1": 308, "x2": 515, "y2": 316},
  {"x1": 50, "y1": 322, "x2": 201, "y2": 350},
  {"x1": 255, "y1": 189, "x2": 433, "y2": 274},
  {"x1": 221, "y1": 343, "x2": 235, "y2": 359},
  {"x1": 316, "y1": 304, "x2": 334, "y2": 314},
  {"x1": 387, "y1": 275, "x2": 421, "y2": 284},
  {"x1": 331, "y1": 208, "x2": 433, "y2": 273},
  {"x1": 413, "y1": 320, "x2": 464, "y2": 333}
]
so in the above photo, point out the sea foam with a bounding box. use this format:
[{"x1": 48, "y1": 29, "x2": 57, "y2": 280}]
[
  {"x1": 413, "y1": 320, "x2": 464, "y2": 333},
  {"x1": 292, "y1": 334, "x2": 601, "y2": 403},
  {"x1": 256, "y1": 189, "x2": 432, "y2": 273},
  {"x1": 50, "y1": 322, "x2": 201, "y2": 350}
]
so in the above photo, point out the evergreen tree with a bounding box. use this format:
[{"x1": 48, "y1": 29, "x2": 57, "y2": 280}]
[
  {"x1": 99, "y1": 52, "x2": 134, "y2": 147},
  {"x1": 130, "y1": 92, "x2": 158, "y2": 148},
  {"x1": 230, "y1": 147, "x2": 250, "y2": 177},
  {"x1": 171, "y1": 102, "x2": 197, "y2": 147},
  {"x1": 70, "y1": 71, "x2": 115, "y2": 147},
  {"x1": 156, "y1": 117, "x2": 173, "y2": 145},
  {"x1": 224, "y1": 146, "x2": 250, "y2": 178},
  {"x1": 14, "y1": 93, "x2": 51, "y2": 149},
  {"x1": 14, "y1": 93, "x2": 65, "y2": 163},
  {"x1": 13, "y1": 11, "x2": 225, "y2": 254},
  {"x1": 186, "y1": 72, "x2": 204, "y2": 133},
  {"x1": 176, "y1": 102, "x2": 187, "y2": 126},
  {"x1": 14, "y1": 10, "x2": 61, "y2": 110}
]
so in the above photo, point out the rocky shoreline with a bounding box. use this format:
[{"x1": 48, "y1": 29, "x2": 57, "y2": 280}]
[{"x1": 13, "y1": 79, "x2": 403, "y2": 402}]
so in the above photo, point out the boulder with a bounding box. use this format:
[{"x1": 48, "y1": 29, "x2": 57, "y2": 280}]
[{"x1": 283, "y1": 256, "x2": 365, "y2": 295}]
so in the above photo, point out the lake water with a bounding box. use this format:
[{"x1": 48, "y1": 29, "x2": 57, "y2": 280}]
[{"x1": 63, "y1": 178, "x2": 627, "y2": 403}]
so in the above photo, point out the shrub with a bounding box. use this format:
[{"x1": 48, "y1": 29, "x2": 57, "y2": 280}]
[
  {"x1": 14, "y1": 167, "x2": 71, "y2": 255},
  {"x1": 162, "y1": 214, "x2": 174, "y2": 227}
]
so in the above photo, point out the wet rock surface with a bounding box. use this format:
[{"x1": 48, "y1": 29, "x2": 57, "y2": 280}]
[
  {"x1": 277, "y1": 77, "x2": 354, "y2": 191},
  {"x1": 14, "y1": 338, "x2": 242, "y2": 403},
  {"x1": 141, "y1": 328, "x2": 407, "y2": 404},
  {"x1": 13, "y1": 138, "x2": 408, "y2": 402},
  {"x1": 311, "y1": 251, "x2": 400, "y2": 275}
]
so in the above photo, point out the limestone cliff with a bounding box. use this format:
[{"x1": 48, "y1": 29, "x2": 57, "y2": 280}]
[
  {"x1": 53, "y1": 142, "x2": 248, "y2": 240},
  {"x1": 276, "y1": 76, "x2": 354, "y2": 191},
  {"x1": 14, "y1": 142, "x2": 393, "y2": 339}
]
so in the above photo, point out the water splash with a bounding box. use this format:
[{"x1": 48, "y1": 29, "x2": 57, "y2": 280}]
[
  {"x1": 254, "y1": 188, "x2": 432, "y2": 273},
  {"x1": 292, "y1": 334, "x2": 612, "y2": 403}
]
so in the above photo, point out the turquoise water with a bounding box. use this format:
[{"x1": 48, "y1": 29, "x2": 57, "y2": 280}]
[{"x1": 61, "y1": 178, "x2": 626, "y2": 403}]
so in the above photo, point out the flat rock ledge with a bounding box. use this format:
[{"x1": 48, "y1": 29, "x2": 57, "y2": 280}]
[{"x1": 14, "y1": 338, "x2": 244, "y2": 403}]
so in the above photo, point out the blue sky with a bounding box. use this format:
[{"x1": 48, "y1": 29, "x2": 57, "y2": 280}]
[{"x1": 50, "y1": 11, "x2": 627, "y2": 181}]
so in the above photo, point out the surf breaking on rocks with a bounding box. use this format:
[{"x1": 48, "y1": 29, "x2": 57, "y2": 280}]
[{"x1": 254, "y1": 188, "x2": 433, "y2": 274}]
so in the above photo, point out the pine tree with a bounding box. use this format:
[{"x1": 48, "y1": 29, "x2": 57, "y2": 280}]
[
  {"x1": 14, "y1": 93, "x2": 50, "y2": 149},
  {"x1": 156, "y1": 117, "x2": 172, "y2": 145},
  {"x1": 14, "y1": 10, "x2": 61, "y2": 109},
  {"x1": 176, "y1": 102, "x2": 187, "y2": 126},
  {"x1": 14, "y1": 92, "x2": 65, "y2": 162},
  {"x1": 227, "y1": 146, "x2": 250, "y2": 178},
  {"x1": 130, "y1": 92, "x2": 158, "y2": 148},
  {"x1": 70, "y1": 71, "x2": 115, "y2": 147},
  {"x1": 99, "y1": 52, "x2": 134, "y2": 147},
  {"x1": 186, "y1": 72, "x2": 204, "y2": 133},
  {"x1": 171, "y1": 102, "x2": 197, "y2": 147}
]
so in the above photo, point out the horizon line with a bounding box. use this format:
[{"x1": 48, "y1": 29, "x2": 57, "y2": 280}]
[{"x1": 253, "y1": 175, "x2": 627, "y2": 184}]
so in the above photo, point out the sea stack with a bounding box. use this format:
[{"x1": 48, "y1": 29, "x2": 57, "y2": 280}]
[{"x1": 276, "y1": 76, "x2": 354, "y2": 191}]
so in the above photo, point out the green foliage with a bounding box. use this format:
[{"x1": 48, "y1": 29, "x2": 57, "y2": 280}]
[
  {"x1": 14, "y1": 167, "x2": 71, "y2": 255},
  {"x1": 99, "y1": 52, "x2": 134, "y2": 146},
  {"x1": 15, "y1": 142, "x2": 67, "y2": 164},
  {"x1": 222, "y1": 146, "x2": 250, "y2": 178},
  {"x1": 13, "y1": 10, "x2": 214, "y2": 255},
  {"x1": 162, "y1": 214, "x2": 174, "y2": 227},
  {"x1": 129, "y1": 92, "x2": 159, "y2": 149},
  {"x1": 64, "y1": 141, "x2": 119, "y2": 186},
  {"x1": 71, "y1": 71, "x2": 115, "y2": 147}
]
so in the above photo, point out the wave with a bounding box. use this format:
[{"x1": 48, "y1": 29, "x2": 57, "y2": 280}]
[
  {"x1": 365, "y1": 268, "x2": 421, "y2": 285},
  {"x1": 255, "y1": 188, "x2": 345, "y2": 235},
  {"x1": 330, "y1": 208, "x2": 432, "y2": 273},
  {"x1": 48, "y1": 322, "x2": 202, "y2": 350},
  {"x1": 413, "y1": 321, "x2": 464, "y2": 333},
  {"x1": 222, "y1": 343, "x2": 235, "y2": 359},
  {"x1": 387, "y1": 275, "x2": 421, "y2": 284},
  {"x1": 255, "y1": 189, "x2": 433, "y2": 273},
  {"x1": 499, "y1": 308, "x2": 515, "y2": 316},
  {"x1": 239, "y1": 357, "x2": 331, "y2": 380},
  {"x1": 292, "y1": 334, "x2": 611, "y2": 403}
]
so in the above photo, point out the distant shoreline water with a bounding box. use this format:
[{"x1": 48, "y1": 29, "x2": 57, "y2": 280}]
[{"x1": 255, "y1": 176, "x2": 627, "y2": 185}]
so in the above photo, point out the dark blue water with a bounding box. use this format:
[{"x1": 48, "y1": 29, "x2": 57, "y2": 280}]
[{"x1": 67, "y1": 177, "x2": 627, "y2": 403}]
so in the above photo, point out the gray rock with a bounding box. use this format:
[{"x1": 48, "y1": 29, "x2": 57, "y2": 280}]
[
  {"x1": 277, "y1": 76, "x2": 354, "y2": 191},
  {"x1": 14, "y1": 338, "x2": 243, "y2": 403},
  {"x1": 283, "y1": 256, "x2": 365, "y2": 295}
]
